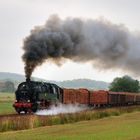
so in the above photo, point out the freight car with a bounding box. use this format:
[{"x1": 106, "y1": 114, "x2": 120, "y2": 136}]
[{"x1": 13, "y1": 80, "x2": 140, "y2": 114}]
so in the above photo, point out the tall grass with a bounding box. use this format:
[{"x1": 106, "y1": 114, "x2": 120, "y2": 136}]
[{"x1": 0, "y1": 106, "x2": 140, "y2": 132}]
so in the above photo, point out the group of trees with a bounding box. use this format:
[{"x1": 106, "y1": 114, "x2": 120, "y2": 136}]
[
  {"x1": 0, "y1": 81, "x2": 15, "y2": 92},
  {"x1": 109, "y1": 75, "x2": 140, "y2": 93}
]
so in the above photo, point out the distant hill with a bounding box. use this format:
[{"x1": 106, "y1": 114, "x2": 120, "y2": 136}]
[
  {"x1": 54, "y1": 79, "x2": 109, "y2": 90},
  {"x1": 0, "y1": 72, "x2": 26, "y2": 82},
  {"x1": 0, "y1": 72, "x2": 109, "y2": 90},
  {"x1": 0, "y1": 72, "x2": 45, "y2": 88},
  {"x1": 0, "y1": 72, "x2": 44, "y2": 82}
]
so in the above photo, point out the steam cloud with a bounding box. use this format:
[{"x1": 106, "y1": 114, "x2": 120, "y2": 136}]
[
  {"x1": 36, "y1": 104, "x2": 88, "y2": 115},
  {"x1": 22, "y1": 15, "x2": 140, "y2": 78}
]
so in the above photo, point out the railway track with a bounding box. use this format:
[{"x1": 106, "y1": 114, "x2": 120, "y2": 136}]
[{"x1": 1, "y1": 105, "x2": 140, "y2": 119}]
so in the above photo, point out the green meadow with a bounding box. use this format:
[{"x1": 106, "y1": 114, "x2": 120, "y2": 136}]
[{"x1": 0, "y1": 93, "x2": 15, "y2": 114}]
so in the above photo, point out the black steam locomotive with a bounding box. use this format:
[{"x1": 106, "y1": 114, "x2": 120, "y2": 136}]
[{"x1": 13, "y1": 79, "x2": 63, "y2": 114}]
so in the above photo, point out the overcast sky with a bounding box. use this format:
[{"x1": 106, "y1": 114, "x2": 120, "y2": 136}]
[{"x1": 0, "y1": 0, "x2": 140, "y2": 82}]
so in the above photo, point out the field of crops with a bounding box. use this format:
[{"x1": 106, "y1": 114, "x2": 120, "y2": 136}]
[
  {"x1": 0, "y1": 93, "x2": 14, "y2": 102},
  {"x1": 0, "y1": 93, "x2": 15, "y2": 114},
  {"x1": 0, "y1": 112, "x2": 140, "y2": 140}
]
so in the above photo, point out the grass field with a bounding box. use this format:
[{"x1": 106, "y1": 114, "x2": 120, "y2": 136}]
[
  {"x1": 0, "y1": 112, "x2": 140, "y2": 140},
  {"x1": 0, "y1": 101, "x2": 15, "y2": 114},
  {"x1": 0, "y1": 93, "x2": 14, "y2": 102},
  {"x1": 0, "y1": 93, "x2": 15, "y2": 114}
]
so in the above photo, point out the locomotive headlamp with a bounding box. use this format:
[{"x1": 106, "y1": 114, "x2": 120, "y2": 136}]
[{"x1": 27, "y1": 100, "x2": 30, "y2": 102}]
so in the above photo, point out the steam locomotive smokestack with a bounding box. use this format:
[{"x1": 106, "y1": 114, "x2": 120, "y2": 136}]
[
  {"x1": 26, "y1": 77, "x2": 30, "y2": 83},
  {"x1": 22, "y1": 15, "x2": 140, "y2": 78}
]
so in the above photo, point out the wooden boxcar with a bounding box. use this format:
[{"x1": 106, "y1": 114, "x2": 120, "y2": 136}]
[
  {"x1": 125, "y1": 93, "x2": 135, "y2": 104},
  {"x1": 108, "y1": 91, "x2": 118, "y2": 106},
  {"x1": 76, "y1": 89, "x2": 89, "y2": 104},
  {"x1": 63, "y1": 89, "x2": 89, "y2": 104},
  {"x1": 63, "y1": 89, "x2": 77, "y2": 104},
  {"x1": 118, "y1": 92, "x2": 126, "y2": 105},
  {"x1": 135, "y1": 94, "x2": 140, "y2": 104},
  {"x1": 90, "y1": 90, "x2": 108, "y2": 106}
]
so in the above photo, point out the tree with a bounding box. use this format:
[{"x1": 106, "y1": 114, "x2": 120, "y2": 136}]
[{"x1": 109, "y1": 76, "x2": 140, "y2": 93}]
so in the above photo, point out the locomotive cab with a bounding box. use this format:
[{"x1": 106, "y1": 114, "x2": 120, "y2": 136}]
[{"x1": 13, "y1": 80, "x2": 63, "y2": 114}]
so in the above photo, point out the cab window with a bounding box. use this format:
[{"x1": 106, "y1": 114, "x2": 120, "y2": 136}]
[
  {"x1": 52, "y1": 87, "x2": 57, "y2": 94},
  {"x1": 42, "y1": 85, "x2": 50, "y2": 93}
]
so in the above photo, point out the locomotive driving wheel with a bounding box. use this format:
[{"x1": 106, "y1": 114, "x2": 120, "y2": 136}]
[
  {"x1": 32, "y1": 103, "x2": 38, "y2": 113},
  {"x1": 15, "y1": 108, "x2": 21, "y2": 114}
]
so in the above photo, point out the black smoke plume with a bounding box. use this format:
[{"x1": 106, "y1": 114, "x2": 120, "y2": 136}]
[{"x1": 22, "y1": 15, "x2": 140, "y2": 79}]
